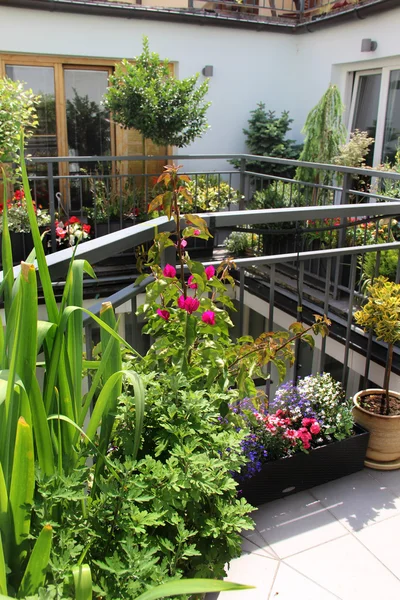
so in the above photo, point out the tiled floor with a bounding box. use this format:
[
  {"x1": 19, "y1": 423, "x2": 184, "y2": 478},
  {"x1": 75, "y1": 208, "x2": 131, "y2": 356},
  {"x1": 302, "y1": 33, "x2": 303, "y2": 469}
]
[{"x1": 224, "y1": 468, "x2": 400, "y2": 600}]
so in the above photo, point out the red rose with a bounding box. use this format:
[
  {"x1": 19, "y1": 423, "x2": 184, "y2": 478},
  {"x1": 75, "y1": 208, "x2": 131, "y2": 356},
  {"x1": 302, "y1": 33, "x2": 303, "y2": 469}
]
[
  {"x1": 68, "y1": 216, "x2": 80, "y2": 224},
  {"x1": 83, "y1": 224, "x2": 91, "y2": 233}
]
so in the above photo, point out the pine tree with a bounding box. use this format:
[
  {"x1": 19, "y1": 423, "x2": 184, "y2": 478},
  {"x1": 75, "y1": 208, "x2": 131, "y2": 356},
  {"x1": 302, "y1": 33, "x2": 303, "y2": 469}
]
[
  {"x1": 235, "y1": 103, "x2": 301, "y2": 178},
  {"x1": 295, "y1": 85, "x2": 346, "y2": 185}
]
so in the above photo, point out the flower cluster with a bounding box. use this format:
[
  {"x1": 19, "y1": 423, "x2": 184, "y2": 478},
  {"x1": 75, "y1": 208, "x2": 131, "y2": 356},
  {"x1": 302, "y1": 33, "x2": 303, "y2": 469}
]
[
  {"x1": 234, "y1": 373, "x2": 354, "y2": 481},
  {"x1": 305, "y1": 218, "x2": 341, "y2": 248},
  {"x1": 155, "y1": 264, "x2": 217, "y2": 324},
  {"x1": 0, "y1": 189, "x2": 51, "y2": 233},
  {"x1": 55, "y1": 216, "x2": 91, "y2": 247},
  {"x1": 347, "y1": 217, "x2": 400, "y2": 246}
]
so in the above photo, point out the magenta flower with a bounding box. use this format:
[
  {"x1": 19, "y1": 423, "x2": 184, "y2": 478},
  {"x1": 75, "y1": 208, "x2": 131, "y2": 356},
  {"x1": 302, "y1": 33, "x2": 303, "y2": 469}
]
[
  {"x1": 188, "y1": 275, "x2": 198, "y2": 289},
  {"x1": 157, "y1": 309, "x2": 170, "y2": 321},
  {"x1": 205, "y1": 265, "x2": 215, "y2": 280},
  {"x1": 194, "y1": 229, "x2": 201, "y2": 236},
  {"x1": 180, "y1": 239, "x2": 187, "y2": 249},
  {"x1": 310, "y1": 422, "x2": 321, "y2": 435},
  {"x1": 163, "y1": 264, "x2": 176, "y2": 278},
  {"x1": 201, "y1": 310, "x2": 216, "y2": 326},
  {"x1": 178, "y1": 295, "x2": 200, "y2": 314}
]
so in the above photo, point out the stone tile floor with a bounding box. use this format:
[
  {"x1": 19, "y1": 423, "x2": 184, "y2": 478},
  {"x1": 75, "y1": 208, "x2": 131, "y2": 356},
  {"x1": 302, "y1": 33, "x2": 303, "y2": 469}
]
[{"x1": 224, "y1": 468, "x2": 400, "y2": 600}]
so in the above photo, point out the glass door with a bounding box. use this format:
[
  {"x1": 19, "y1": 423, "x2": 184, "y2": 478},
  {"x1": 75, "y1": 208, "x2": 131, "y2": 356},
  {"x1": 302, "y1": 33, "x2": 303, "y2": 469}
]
[
  {"x1": 63, "y1": 68, "x2": 112, "y2": 211},
  {"x1": 381, "y1": 69, "x2": 400, "y2": 164},
  {"x1": 349, "y1": 70, "x2": 382, "y2": 167}
]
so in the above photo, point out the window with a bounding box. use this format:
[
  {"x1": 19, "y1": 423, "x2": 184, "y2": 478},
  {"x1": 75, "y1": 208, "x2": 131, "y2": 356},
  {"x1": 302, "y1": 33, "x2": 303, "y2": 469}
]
[{"x1": 349, "y1": 66, "x2": 400, "y2": 166}]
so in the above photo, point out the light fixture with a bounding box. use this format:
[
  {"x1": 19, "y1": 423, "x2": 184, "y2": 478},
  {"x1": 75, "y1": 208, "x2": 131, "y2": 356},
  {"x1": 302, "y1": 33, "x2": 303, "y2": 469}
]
[
  {"x1": 202, "y1": 65, "x2": 213, "y2": 77},
  {"x1": 361, "y1": 39, "x2": 378, "y2": 52}
]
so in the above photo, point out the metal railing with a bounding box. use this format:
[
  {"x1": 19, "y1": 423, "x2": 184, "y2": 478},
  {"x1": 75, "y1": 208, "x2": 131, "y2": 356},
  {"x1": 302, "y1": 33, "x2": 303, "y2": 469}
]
[{"x1": 24, "y1": 152, "x2": 400, "y2": 251}]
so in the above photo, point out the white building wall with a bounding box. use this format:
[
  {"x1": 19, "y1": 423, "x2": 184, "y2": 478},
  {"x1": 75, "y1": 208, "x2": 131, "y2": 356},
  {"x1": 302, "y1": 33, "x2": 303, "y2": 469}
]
[{"x1": 0, "y1": 5, "x2": 400, "y2": 170}]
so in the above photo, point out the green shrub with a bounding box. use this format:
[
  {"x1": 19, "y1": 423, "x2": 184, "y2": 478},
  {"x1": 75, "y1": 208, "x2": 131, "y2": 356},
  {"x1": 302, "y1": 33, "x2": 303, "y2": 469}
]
[
  {"x1": 183, "y1": 175, "x2": 241, "y2": 212},
  {"x1": 363, "y1": 250, "x2": 399, "y2": 282},
  {"x1": 224, "y1": 230, "x2": 258, "y2": 255}
]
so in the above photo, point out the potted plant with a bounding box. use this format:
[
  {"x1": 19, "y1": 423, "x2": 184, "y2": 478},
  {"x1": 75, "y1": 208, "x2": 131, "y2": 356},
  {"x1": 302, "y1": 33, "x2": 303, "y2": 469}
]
[
  {"x1": 224, "y1": 230, "x2": 258, "y2": 257},
  {"x1": 0, "y1": 188, "x2": 51, "y2": 264},
  {"x1": 234, "y1": 373, "x2": 369, "y2": 505},
  {"x1": 353, "y1": 276, "x2": 400, "y2": 469}
]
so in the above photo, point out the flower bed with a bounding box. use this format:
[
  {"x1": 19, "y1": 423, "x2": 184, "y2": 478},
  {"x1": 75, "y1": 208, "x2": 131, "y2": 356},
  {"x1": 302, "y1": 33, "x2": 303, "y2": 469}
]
[{"x1": 233, "y1": 374, "x2": 368, "y2": 504}]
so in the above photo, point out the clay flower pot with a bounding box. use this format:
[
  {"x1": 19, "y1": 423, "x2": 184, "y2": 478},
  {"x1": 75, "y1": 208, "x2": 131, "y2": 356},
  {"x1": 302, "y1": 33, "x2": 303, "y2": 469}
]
[{"x1": 353, "y1": 389, "x2": 400, "y2": 470}]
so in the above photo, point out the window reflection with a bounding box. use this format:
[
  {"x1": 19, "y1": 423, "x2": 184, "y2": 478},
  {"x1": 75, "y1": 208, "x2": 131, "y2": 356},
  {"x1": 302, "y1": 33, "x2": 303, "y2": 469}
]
[
  {"x1": 382, "y1": 69, "x2": 400, "y2": 164},
  {"x1": 352, "y1": 73, "x2": 381, "y2": 167}
]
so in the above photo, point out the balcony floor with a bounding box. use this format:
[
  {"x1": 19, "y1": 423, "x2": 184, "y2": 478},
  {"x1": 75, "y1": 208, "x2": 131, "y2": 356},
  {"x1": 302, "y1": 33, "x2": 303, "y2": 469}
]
[{"x1": 224, "y1": 468, "x2": 400, "y2": 600}]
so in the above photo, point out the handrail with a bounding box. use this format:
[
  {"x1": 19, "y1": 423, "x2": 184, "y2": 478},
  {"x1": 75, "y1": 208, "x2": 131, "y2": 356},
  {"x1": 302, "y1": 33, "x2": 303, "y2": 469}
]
[
  {"x1": 28, "y1": 153, "x2": 400, "y2": 181},
  {"x1": 3, "y1": 202, "x2": 400, "y2": 281}
]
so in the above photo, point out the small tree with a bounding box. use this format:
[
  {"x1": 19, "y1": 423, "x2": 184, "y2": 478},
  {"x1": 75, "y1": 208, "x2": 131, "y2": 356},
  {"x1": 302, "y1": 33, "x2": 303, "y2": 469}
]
[
  {"x1": 0, "y1": 77, "x2": 39, "y2": 168},
  {"x1": 234, "y1": 103, "x2": 301, "y2": 178},
  {"x1": 296, "y1": 85, "x2": 346, "y2": 186},
  {"x1": 104, "y1": 37, "x2": 210, "y2": 149},
  {"x1": 354, "y1": 277, "x2": 400, "y2": 415}
]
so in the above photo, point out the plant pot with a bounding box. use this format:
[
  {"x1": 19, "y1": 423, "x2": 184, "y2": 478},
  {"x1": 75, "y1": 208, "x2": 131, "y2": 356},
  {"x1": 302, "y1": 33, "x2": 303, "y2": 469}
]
[
  {"x1": 237, "y1": 424, "x2": 369, "y2": 506},
  {"x1": 0, "y1": 231, "x2": 49, "y2": 267},
  {"x1": 353, "y1": 389, "x2": 400, "y2": 470}
]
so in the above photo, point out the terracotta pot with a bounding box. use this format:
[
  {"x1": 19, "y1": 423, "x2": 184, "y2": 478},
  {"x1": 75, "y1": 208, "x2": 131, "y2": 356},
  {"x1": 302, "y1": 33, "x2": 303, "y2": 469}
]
[{"x1": 353, "y1": 389, "x2": 400, "y2": 470}]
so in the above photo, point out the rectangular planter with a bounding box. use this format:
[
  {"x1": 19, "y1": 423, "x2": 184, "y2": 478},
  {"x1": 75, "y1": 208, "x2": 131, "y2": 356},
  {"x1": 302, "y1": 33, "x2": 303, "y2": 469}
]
[{"x1": 238, "y1": 424, "x2": 370, "y2": 506}]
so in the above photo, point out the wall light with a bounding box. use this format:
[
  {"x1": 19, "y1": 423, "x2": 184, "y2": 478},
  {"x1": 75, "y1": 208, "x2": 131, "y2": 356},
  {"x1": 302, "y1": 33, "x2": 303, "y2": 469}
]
[
  {"x1": 361, "y1": 39, "x2": 378, "y2": 52},
  {"x1": 202, "y1": 65, "x2": 214, "y2": 77}
]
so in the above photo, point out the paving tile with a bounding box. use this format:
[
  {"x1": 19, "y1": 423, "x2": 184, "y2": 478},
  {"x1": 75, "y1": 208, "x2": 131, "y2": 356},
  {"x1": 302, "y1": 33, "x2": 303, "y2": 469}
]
[
  {"x1": 253, "y1": 491, "x2": 347, "y2": 558},
  {"x1": 241, "y1": 528, "x2": 279, "y2": 559},
  {"x1": 285, "y1": 534, "x2": 400, "y2": 600},
  {"x1": 310, "y1": 469, "x2": 400, "y2": 532},
  {"x1": 270, "y1": 562, "x2": 341, "y2": 600},
  {"x1": 366, "y1": 468, "x2": 400, "y2": 497},
  {"x1": 222, "y1": 552, "x2": 278, "y2": 600},
  {"x1": 356, "y1": 513, "x2": 400, "y2": 580}
]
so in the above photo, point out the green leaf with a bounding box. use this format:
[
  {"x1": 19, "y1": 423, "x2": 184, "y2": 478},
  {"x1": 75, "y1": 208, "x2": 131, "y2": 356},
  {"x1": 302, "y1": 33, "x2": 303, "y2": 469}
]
[
  {"x1": 18, "y1": 524, "x2": 52, "y2": 598},
  {"x1": 72, "y1": 564, "x2": 92, "y2": 600},
  {"x1": 135, "y1": 579, "x2": 254, "y2": 600}
]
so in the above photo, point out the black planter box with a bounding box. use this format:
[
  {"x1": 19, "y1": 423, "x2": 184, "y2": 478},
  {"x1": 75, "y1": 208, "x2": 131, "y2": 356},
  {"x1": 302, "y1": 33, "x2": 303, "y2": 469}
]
[{"x1": 238, "y1": 424, "x2": 370, "y2": 506}]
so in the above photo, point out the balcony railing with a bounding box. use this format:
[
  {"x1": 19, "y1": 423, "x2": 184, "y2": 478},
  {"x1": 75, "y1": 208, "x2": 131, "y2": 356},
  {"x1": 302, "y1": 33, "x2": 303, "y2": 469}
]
[{"x1": 2, "y1": 151, "x2": 400, "y2": 395}]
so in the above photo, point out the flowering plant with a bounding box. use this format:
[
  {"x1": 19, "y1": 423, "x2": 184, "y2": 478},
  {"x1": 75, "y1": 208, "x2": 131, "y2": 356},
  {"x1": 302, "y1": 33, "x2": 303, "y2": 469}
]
[
  {"x1": 305, "y1": 217, "x2": 341, "y2": 248},
  {"x1": 55, "y1": 216, "x2": 91, "y2": 246},
  {"x1": 234, "y1": 373, "x2": 354, "y2": 481},
  {"x1": 135, "y1": 164, "x2": 330, "y2": 398},
  {"x1": 0, "y1": 189, "x2": 51, "y2": 233}
]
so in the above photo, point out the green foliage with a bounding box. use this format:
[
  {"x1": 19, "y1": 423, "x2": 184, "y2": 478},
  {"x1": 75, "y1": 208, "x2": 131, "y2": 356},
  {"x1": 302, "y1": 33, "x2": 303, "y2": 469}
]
[
  {"x1": 183, "y1": 175, "x2": 242, "y2": 212},
  {"x1": 0, "y1": 77, "x2": 39, "y2": 167},
  {"x1": 296, "y1": 85, "x2": 346, "y2": 186},
  {"x1": 232, "y1": 103, "x2": 301, "y2": 178},
  {"x1": 354, "y1": 277, "x2": 400, "y2": 414},
  {"x1": 0, "y1": 142, "x2": 144, "y2": 596},
  {"x1": 363, "y1": 250, "x2": 399, "y2": 282},
  {"x1": 224, "y1": 230, "x2": 258, "y2": 255},
  {"x1": 104, "y1": 37, "x2": 210, "y2": 148},
  {"x1": 333, "y1": 129, "x2": 374, "y2": 169},
  {"x1": 250, "y1": 182, "x2": 300, "y2": 236}
]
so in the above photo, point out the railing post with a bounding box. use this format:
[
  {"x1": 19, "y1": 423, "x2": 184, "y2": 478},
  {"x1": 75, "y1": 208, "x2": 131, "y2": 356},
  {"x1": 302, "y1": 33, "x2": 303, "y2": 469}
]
[
  {"x1": 333, "y1": 172, "x2": 352, "y2": 299},
  {"x1": 239, "y1": 267, "x2": 245, "y2": 336},
  {"x1": 299, "y1": 0, "x2": 305, "y2": 19},
  {"x1": 239, "y1": 158, "x2": 246, "y2": 210},
  {"x1": 47, "y1": 161, "x2": 57, "y2": 253}
]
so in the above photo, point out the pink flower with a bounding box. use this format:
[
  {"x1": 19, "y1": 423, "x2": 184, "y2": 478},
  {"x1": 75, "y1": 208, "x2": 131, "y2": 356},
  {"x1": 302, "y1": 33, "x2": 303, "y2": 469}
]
[
  {"x1": 163, "y1": 264, "x2": 176, "y2": 278},
  {"x1": 284, "y1": 429, "x2": 297, "y2": 439},
  {"x1": 310, "y1": 422, "x2": 321, "y2": 435},
  {"x1": 302, "y1": 418, "x2": 315, "y2": 427},
  {"x1": 194, "y1": 229, "x2": 201, "y2": 236},
  {"x1": 201, "y1": 310, "x2": 215, "y2": 326},
  {"x1": 188, "y1": 275, "x2": 198, "y2": 289},
  {"x1": 177, "y1": 295, "x2": 200, "y2": 314},
  {"x1": 56, "y1": 226, "x2": 66, "y2": 239},
  {"x1": 204, "y1": 265, "x2": 215, "y2": 280},
  {"x1": 156, "y1": 309, "x2": 170, "y2": 321},
  {"x1": 180, "y1": 240, "x2": 187, "y2": 249}
]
